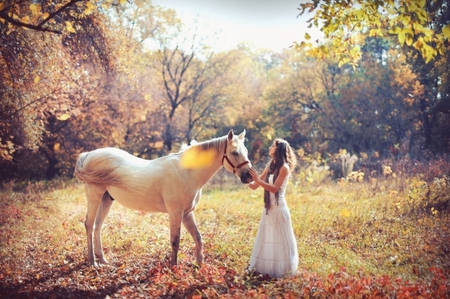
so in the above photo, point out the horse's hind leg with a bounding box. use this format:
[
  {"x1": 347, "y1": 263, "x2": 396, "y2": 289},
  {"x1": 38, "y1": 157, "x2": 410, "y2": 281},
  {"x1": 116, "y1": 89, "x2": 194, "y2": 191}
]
[
  {"x1": 94, "y1": 192, "x2": 114, "y2": 265},
  {"x1": 84, "y1": 185, "x2": 104, "y2": 266},
  {"x1": 183, "y1": 211, "x2": 203, "y2": 266}
]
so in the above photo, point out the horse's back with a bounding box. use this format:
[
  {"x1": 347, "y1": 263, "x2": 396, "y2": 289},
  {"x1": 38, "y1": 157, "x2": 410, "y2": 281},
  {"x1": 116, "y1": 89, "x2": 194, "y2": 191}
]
[
  {"x1": 74, "y1": 147, "x2": 150, "y2": 187},
  {"x1": 74, "y1": 147, "x2": 185, "y2": 187}
]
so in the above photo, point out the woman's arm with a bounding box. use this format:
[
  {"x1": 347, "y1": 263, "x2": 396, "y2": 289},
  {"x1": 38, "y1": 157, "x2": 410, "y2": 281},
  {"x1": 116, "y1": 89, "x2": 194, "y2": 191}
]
[
  {"x1": 249, "y1": 164, "x2": 289, "y2": 194},
  {"x1": 247, "y1": 167, "x2": 268, "y2": 190}
]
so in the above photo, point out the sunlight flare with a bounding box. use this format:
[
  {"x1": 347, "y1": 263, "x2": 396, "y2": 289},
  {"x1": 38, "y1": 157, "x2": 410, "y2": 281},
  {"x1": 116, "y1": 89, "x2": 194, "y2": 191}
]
[{"x1": 180, "y1": 147, "x2": 217, "y2": 169}]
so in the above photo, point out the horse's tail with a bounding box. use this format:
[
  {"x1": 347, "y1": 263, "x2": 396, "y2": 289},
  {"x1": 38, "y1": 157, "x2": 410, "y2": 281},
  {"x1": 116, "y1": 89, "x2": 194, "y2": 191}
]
[{"x1": 74, "y1": 150, "x2": 123, "y2": 187}]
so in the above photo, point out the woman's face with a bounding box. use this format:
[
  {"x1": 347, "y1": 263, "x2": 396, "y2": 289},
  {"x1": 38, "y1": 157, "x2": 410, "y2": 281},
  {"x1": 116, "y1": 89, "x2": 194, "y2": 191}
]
[{"x1": 269, "y1": 142, "x2": 277, "y2": 157}]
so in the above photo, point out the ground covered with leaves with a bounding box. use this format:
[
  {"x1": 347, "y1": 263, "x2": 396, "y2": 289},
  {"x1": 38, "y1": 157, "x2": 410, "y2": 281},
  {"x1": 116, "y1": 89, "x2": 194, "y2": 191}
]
[{"x1": 1, "y1": 175, "x2": 449, "y2": 298}]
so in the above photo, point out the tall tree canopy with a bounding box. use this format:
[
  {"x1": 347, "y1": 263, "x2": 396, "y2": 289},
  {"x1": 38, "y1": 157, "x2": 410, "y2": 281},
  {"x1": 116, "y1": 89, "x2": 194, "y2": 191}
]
[{"x1": 296, "y1": 0, "x2": 450, "y2": 66}]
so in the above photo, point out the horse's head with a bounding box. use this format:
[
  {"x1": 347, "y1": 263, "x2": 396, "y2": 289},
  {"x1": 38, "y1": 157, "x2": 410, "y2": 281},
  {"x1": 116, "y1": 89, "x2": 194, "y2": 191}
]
[{"x1": 222, "y1": 130, "x2": 253, "y2": 184}]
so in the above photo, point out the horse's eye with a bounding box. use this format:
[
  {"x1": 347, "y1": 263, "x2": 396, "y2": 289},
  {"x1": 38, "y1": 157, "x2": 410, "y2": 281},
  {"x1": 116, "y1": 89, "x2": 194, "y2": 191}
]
[{"x1": 232, "y1": 151, "x2": 239, "y2": 156}]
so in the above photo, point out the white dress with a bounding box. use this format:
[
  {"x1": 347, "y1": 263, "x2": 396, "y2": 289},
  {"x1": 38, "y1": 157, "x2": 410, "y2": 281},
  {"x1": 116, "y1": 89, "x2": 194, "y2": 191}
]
[{"x1": 249, "y1": 174, "x2": 298, "y2": 278}]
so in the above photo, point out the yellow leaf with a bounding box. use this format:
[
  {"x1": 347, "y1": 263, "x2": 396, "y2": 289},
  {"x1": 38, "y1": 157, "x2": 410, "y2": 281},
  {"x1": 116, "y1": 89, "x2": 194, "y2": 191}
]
[
  {"x1": 84, "y1": 2, "x2": 95, "y2": 15},
  {"x1": 443, "y1": 24, "x2": 450, "y2": 38},
  {"x1": 53, "y1": 142, "x2": 60, "y2": 152},
  {"x1": 57, "y1": 114, "x2": 70, "y2": 121},
  {"x1": 119, "y1": 0, "x2": 127, "y2": 4},
  {"x1": 388, "y1": 27, "x2": 401, "y2": 35},
  {"x1": 413, "y1": 22, "x2": 424, "y2": 34},
  {"x1": 30, "y1": 4, "x2": 40, "y2": 16},
  {"x1": 400, "y1": 15, "x2": 411, "y2": 26},
  {"x1": 350, "y1": 45, "x2": 361, "y2": 54},
  {"x1": 405, "y1": 34, "x2": 413, "y2": 46},
  {"x1": 414, "y1": 39, "x2": 422, "y2": 49},
  {"x1": 338, "y1": 57, "x2": 349, "y2": 68},
  {"x1": 34, "y1": 75, "x2": 40, "y2": 84},
  {"x1": 398, "y1": 31, "x2": 405, "y2": 46},
  {"x1": 21, "y1": 16, "x2": 30, "y2": 24},
  {"x1": 180, "y1": 147, "x2": 216, "y2": 169},
  {"x1": 65, "y1": 21, "x2": 76, "y2": 33},
  {"x1": 339, "y1": 149, "x2": 347, "y2": 156},
  {"x1": 304, "y1": 33, "x2": 311, "y2": 40},
  {"x1": 340, "y1": 209, "x2": 351, "y2": 217}
]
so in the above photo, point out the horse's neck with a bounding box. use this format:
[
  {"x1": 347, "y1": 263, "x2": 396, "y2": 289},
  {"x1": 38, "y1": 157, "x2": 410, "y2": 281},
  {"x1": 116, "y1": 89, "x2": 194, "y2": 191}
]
[{"x1": 193, "y1": 137, "x2": 226, "y2": 186}]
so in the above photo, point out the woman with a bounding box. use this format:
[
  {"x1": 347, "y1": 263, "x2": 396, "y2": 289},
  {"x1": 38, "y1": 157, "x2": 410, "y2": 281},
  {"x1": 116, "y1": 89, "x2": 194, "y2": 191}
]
[{"x1": 247, "y1": 138, "x2": 298, "y2": 278}]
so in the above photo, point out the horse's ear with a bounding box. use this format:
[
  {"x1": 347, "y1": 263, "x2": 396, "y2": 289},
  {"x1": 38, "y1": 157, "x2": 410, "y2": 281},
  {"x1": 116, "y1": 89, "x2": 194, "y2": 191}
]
[
  {"x1": 227, "y1": 130, "x2": 234, "y2": 141},
  {"x1": 238, "y1": 129, "x2": 246, "y2": 140}
]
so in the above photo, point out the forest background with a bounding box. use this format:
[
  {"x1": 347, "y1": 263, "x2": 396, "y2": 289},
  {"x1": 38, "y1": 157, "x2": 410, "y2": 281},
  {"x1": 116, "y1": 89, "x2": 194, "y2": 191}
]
[{"x1": 1, "y1": 0, "x2": 449, "y2": 182}]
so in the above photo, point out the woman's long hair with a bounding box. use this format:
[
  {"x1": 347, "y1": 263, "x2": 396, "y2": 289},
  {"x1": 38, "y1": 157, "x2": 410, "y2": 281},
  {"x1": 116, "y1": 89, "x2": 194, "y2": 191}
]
[{"x1": 263, "y1": 138, "x2": 297, "y2": 214}]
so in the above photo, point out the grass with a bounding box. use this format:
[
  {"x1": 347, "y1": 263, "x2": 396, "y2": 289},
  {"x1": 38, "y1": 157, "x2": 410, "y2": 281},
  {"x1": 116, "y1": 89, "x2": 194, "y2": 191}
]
[{"x1": 0, "y1": 171, "x2": 449, "y2": 298}]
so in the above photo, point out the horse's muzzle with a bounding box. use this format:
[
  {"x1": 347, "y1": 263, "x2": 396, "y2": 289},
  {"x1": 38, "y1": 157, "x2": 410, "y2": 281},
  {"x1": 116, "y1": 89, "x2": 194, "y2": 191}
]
[{"x1": 240, "y1": 170, "x2": 253, "y2": 184}]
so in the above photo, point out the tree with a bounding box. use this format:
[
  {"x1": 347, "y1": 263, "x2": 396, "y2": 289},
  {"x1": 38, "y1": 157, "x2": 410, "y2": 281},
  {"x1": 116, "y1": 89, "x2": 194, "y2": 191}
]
[
  {"x1": 296, "y1": 0, "x2": 450, "y2": 154},
  {"x1": 148, "y1": 16, "x2": 242, "y2": 151},
  {"x1": 0, "y1": 0, "x2": 146, "y2": 180},
  {"x1": 261, "y1": 49, "x2": 327, "y2": 152},
  {"x1": 258, "y1": 38, "x2": 427, "y2": 159},
  {"x1": 296, "y1": 0, "x2": 450, "y2": 66},
  {"x1": 0, "y1": 21, "x2": 82, "y2": 179},
  {"x1": 0, "y1": 0, "x2": 134, "y2": 38}
]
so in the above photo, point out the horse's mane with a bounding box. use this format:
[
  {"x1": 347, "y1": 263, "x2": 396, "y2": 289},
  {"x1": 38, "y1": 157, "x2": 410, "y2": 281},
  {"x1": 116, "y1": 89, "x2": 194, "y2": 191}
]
[
  {"x1": 185, "y1": 135, "x2": 226, "y2": 154},
  {"x1": 200, "y1": 135, "x2": 226, "y2": 152}
]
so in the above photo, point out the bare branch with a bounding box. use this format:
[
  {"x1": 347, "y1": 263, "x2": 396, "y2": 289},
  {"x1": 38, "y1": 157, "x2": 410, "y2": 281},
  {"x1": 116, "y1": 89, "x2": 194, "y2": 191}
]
[
  {"x1": 0, "y1": 0, "x2": 83, "y2": 34},
  {"x1": 7, "y1": 87, "x2": 64, "y2": 117}
]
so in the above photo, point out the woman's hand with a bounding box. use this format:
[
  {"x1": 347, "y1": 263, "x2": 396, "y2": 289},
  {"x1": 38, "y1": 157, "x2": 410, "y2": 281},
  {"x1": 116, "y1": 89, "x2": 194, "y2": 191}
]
[
  {"x1": 247, "y1": 167, "x2": 260, "y2": 190},
  {"x1": 249, "y1": 167, "x2": 260, "y2": 183}
]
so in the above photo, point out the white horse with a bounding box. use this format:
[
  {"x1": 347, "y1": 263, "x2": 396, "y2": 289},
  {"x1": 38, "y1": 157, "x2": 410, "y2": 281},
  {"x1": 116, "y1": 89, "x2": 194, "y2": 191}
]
[{"x1": 74, "y1": 130, "x2": 252, "y2": 267}]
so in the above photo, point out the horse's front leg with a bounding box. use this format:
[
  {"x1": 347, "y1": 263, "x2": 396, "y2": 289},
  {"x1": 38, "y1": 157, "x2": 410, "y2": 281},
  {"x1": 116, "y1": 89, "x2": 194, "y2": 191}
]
[
  {"x1": 182, "y1": 211, "x2": 203, "y2": 266},
  {"x1": 84, "y1": 185, "x2": 104, "y2": 267},
  {"x1": 93, "y1": 192, "x2": 114, "y2": 265},
  {"x1": 168, "y1": 211, "x2": 183, "y2": 266}
]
